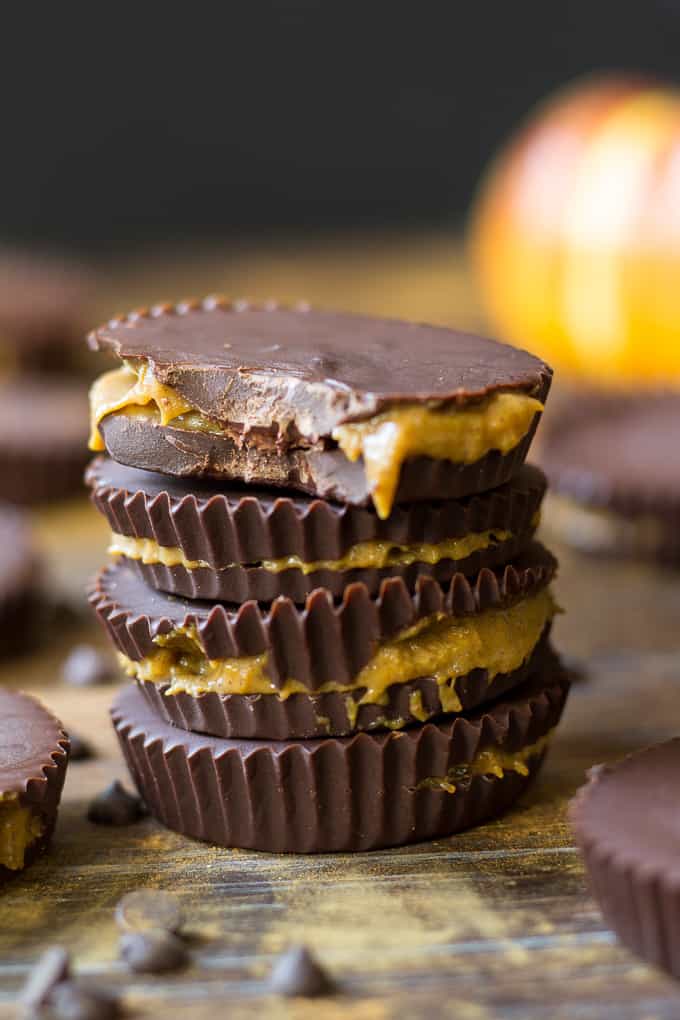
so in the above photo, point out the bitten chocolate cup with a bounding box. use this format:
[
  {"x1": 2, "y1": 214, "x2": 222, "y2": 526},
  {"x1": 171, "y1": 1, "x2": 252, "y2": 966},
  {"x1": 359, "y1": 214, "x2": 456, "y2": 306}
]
[
  {"x1": 112, "y1": 656, "x2": 569, "y2": 853},
  {"x1": 90, "y1": 545, "x2": 558, "y2": 739},
  {"x1": 87, "y1": 456, "x2": 546, "y2": 603},
  {"x1": 571, "y1": 739, "x2": 680, "y2": 980},
  {"x1": 88, "y1": 300, "x2": 551, "y2": 517},
  {"x1": 0, "y1": 690, "x2": 69, "y2": 877}
]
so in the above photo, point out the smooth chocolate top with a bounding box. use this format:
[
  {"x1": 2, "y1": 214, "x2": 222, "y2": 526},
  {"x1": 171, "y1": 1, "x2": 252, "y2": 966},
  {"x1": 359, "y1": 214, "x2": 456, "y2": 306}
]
[
  {"x1": 572, "y1": 740, "x2": 680, "y2": 880},
  {"x1": 0, "y1": 377, "x2": 87, "y2": 448},
  {"x1": 542, "y1": 393, "x2": 680, "y2": 513},
  {"x1": 0, "y1": 690, "x2": 68, "y2": 798},
  {"x1": 88, "y1": 300, "x2": 552, "y2": 433},
  {"x1": 0, "y1": 250, "x2": 91, "y2": 345}
]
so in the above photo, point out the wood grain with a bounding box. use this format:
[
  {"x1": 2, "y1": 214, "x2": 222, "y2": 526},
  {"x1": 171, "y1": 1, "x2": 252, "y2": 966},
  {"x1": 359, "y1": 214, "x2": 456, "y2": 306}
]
[{"x1": 1, "y1": 239, "x2": 680, "y2": 1019}]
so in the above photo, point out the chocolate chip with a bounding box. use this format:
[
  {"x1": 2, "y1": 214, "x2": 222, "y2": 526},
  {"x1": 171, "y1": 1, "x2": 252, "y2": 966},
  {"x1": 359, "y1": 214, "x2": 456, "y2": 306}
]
[
  {"x1": 119, "y1": 931, "x2": 188, "y2": 974},
  {"x1": 86, "y1": 781, "x2": 147, "y2": 825},
  {"x1": 115, "y1": 889, "x2": 184, "y2": 934},
  {"x1": 269, "y1": 945, "x2": 335, "y2": 998},
  {"x1": 20, "y1": 946, "x2": 70, "y2": 1008},
  {"x1": 46, "y1": 981, "x2": 120, "y2": 1020},
  {"x1": 67, "y1": 731, "x2": 95, "y2": 762},
  {"x1": 62, "y1": 645, "x2": 116, "y2": 687}
]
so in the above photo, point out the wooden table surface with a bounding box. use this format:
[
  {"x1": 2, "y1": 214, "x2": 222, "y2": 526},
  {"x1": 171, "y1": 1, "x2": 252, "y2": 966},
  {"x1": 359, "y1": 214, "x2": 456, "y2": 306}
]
[{"x1": 2, "y1": 236, "x2": 680, "y2": 1019}]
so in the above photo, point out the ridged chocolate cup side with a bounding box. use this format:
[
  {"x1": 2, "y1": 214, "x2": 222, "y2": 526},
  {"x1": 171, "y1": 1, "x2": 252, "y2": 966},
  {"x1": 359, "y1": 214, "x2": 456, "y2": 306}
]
[
  {"x1": 0, "y1": 690, "x2": 70, "y2": 878},
  {"x1": 89, "y1": 544, "x2": 557, "y2": 692},
  {"x1": 112, "y1": 657, "x2": 569, "y2": 853},
  {"x1": 136, "y1": 626, "x2": 553, "y2": 739},
  {"x1": 571, "y1": 739, "x2": 680, "y2": 980},
  {"x1": 97, "y1": 413, "x2": 542, "y2": 508},
  {"x1": 87, "y1": 456, "x2": 545, "y2": 601}
]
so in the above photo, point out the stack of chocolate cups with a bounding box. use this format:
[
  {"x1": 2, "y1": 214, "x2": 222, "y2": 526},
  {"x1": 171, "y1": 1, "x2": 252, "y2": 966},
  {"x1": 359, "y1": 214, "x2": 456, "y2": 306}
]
[{"x1": 86, "y1": 300, "x2": 569, "y2": 853}]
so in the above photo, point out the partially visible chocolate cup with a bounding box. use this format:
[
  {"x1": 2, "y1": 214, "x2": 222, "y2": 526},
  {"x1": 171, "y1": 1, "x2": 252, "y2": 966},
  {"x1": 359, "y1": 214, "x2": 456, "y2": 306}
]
[
  {"x1": 571, "y1": 739, "x2": 680, "y2": 980},
  {"x1": 113, "y1": 655, "x2": 569, "y2": 854},
  {"x1": 0, "y1": 690, "x2": 69, "y2": 877}
]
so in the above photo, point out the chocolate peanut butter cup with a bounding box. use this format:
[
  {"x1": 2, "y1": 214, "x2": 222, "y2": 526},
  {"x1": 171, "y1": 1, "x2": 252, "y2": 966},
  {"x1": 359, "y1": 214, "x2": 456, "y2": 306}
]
[
  {"x1": 112, "y1": 655, "x2": 569, "y2": 853},
  {"x1": 87, "y1": 456, "x2": 546, "y2": 602},
  {"x1": 90, "y1": 545, "x2": 557, "y2": 739},
  {"x1": 540, "y1": 392, "x2": 680, "y2": 562},
  {"x1": 0, "y1": 377, "x2": 88, "y2": 504},
  {"x1": 0, "y1": 690, "x2": 69, "y2": 876},
  {"x1": 571, "y1": 739, "x2": 680, "y2": 980},
  {"x1": 88, "y1": 300, "x2": 551, "y2": 517}
]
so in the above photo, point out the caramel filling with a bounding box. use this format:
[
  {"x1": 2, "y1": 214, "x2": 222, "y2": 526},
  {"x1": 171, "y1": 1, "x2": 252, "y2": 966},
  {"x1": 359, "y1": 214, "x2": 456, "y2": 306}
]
[
  {"x1": 107, "y1": 526, "x2": 516, "y2": 575},
  {"x1": 415, "y1": 731, "x2": 552, "y2": 794},
  {"x1": 0, "y1": 794, "x2": 43, "y2": 871},
  {"x1": 119, "y1": 588, "x2": 556, "y2": 715},
  {"x1": 89, "y1": 364, "x2": 541, "y2": 520},
  {"x1": 332, "y1": 393, "x2": 543, "y2": 518}
]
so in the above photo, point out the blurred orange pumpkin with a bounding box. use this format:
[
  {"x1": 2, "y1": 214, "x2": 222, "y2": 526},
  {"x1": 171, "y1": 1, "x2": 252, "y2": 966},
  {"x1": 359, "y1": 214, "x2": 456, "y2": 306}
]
[{"x1": 469, "y1": 75, "x2": 680, "y2": 385}]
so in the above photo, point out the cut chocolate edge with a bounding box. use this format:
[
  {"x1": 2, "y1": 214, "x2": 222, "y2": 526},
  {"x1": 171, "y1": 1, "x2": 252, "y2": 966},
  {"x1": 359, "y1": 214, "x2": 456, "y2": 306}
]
[
  {"x1": 89, "y1": 542, "x2": 557, "y2": 690},
  {"x1": 97, "y1": 412, "x2": 541, "y2": 508},
  {"x1": 112, "y1": 653, "x2": 569, "y2": 853}
]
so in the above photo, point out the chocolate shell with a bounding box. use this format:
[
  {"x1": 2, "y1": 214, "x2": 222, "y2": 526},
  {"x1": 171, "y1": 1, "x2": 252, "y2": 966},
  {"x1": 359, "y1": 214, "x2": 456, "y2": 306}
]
[
  {"x1": 87, "y1": 457, "x2": 546, "y2": 601},
  {"x1": 571, "y1": 739, "x2": 680, "y2": 980},
  {"x1": 540, "y1": 392, "x2": 680, "y2": 561},
  {"x1": 0, "y1": 690, "x2": 69, "y2": 876},
  {"x1": 89, "y1": 543, "x2": 557, "y2": 690},
  {"x1": 112, "y1": 656, "x2": 569, "y2": 853}
]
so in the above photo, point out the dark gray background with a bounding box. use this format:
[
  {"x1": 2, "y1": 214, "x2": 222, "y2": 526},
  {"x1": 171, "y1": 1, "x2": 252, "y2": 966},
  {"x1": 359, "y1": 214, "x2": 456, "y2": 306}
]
[{"x1": 4, "y1": 2, "x2": 678, "y2": 250}]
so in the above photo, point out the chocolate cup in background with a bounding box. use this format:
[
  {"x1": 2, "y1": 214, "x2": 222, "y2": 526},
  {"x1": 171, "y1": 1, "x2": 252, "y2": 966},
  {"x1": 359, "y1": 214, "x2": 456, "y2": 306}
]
[
  {"x1": 0, "y1": 378, "x2": 89, "y2": 504},
  {"x1": 539, "y1": 391, "x2": 680, "y2": 563},
  {"x1": 571, "y1": 739, "x2": 680, "y2": 980},
  {"x1": 0, "y1": 690, "x2": 69, "y2": 879},
  {"x1": 89, "y1": 544, "x2": 557, "y2": 694},
  {"x1": 97, "y1": 412, "x2": 543, "y2": 510},
  {"x1": 0, "y1": 503, "x2": 44, "y2": 658},
  {"x1": 87, "y1": 456, "x2": 546, "y2": 602},
  {"x1": 113, "y1": 656, "x2": 569, "y2": 854},
  {"x1": 137, "y1": 628, "x2": 553, "y2": 740}
]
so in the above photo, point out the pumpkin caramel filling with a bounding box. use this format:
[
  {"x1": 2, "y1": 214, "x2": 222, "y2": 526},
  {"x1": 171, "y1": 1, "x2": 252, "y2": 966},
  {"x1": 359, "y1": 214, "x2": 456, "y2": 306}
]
[
  {"x1": 415, "y1": 730, "x2": 553, "y2": 794},
  {"x1": 0, "y1": 793, "x2": 43, "y2": 871},
  {"x1": 119, "y1": 588, "x2": 556, "y2": 719},
  {"x1": 107, "y1": 526, "x2": 518, "y2": 575},
  {"x1": 89, "y1": 363, "x2": 542, "y2": 519}
]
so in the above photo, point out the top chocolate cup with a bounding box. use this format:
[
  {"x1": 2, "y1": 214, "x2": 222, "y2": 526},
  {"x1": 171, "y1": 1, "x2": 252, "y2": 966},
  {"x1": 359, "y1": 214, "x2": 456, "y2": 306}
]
[{"x1": 88, "y1": 299, "x2": 552, "y2": 518}]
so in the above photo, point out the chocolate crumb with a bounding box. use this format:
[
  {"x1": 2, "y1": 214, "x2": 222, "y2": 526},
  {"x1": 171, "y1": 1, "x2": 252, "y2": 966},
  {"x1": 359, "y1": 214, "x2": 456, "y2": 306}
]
[
  {"x1": 67, "y1": 731, "x2": 95, "y2": 762},
  {"x1": 46, "y1": 981, "x2": 120, "y2": 1020},
  {"x1": 20, "y1": 946, "x2": 70, "y2": 1008},
  {"x1": 115, "y1": 889, "x2": 184, "y2": 934},
  {"x1": 119, "y1": 930, "x2": 188, "y2": 974},
  {"x1": 62, "y1": 645, "x2": 116, "y2": 687},
  {"x1": 86, "y1": 781, "x2": 147, "y2": 825},
  {"x1": 270, "y1": 945, "x2": 335, "y2": 998}
]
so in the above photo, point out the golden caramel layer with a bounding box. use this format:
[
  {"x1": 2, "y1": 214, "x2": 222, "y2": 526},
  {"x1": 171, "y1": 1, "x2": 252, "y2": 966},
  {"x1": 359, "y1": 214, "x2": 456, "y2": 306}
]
[
  {"x1": 0, "y1": 794, "x2": 43, "y2": 871},
  {"x1": 332, "y1": 393, "x2": 543, "y2": 518},
  {"x1": 416, "y1": 731, "x2": 553, "y2": 794},
  {"x1": 120, "y1": 588, "x2": 556, "y2": 718},
  {"x1": 107, "y1": 526, "x2": 516, "y2": 576}
]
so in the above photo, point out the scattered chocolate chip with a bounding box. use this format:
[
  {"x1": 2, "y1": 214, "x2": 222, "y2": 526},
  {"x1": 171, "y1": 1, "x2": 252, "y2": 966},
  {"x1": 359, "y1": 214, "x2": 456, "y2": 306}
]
[
  {"x1": 46, "y1": 981, "x2": 120, "y2": 1020},
  {"x1": 269, "y1": 945, "x2": 335, "y2": 998},
  {"x1": 67, "y1": 731, "x2": 95, "y2": 762},
  {"x1": 20, "y1": 945, "x2": 70, "y2": 1008},
  {"x1": 86, "y1": 780, "x2": 147, "y2": 825},
  {"x1": 62, "y1": 645, "x2": 116, "y2": 687},
  {"x1": 115, "y1": 889, "x2": 184, "y2": 935},
  {"x1": 119, "y1": 930, "x2": 188, "y2": 974}
]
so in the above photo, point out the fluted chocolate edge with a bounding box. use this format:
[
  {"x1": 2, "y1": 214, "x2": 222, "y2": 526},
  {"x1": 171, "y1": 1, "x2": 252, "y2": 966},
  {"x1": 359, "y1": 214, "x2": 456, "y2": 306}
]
[
  {"x1": 89, "y1": 543, "x2": 557, "y2": 689},
  {"x1": 112, "y1": 658, "x2": 569, "y2": 853}
]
